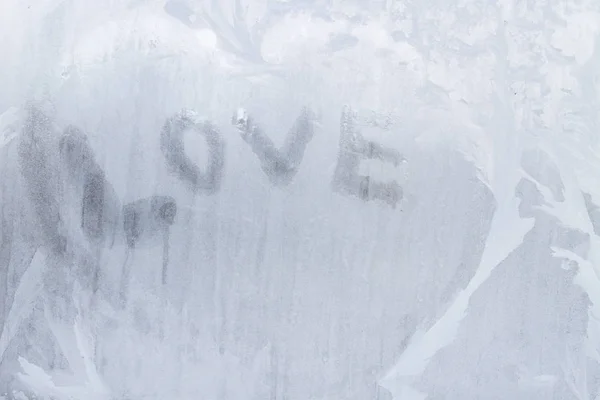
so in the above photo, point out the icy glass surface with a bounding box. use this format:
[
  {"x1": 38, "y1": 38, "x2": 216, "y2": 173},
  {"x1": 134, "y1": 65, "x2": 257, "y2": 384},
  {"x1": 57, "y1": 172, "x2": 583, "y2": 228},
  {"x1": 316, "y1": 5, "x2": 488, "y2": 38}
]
[{"x1": 1, "y1": 1, "x2": 600, "y2": 399}]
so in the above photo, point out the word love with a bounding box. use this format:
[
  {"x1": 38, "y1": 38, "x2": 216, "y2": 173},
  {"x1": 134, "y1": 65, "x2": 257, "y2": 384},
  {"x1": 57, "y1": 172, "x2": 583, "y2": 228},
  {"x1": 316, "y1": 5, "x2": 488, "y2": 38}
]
[
  {"x1": 19, "y1": 105, "x2": 405, "y2": 251},
  {"x1": 15, "y1": 105, "x2": 404, "y2": 295}
]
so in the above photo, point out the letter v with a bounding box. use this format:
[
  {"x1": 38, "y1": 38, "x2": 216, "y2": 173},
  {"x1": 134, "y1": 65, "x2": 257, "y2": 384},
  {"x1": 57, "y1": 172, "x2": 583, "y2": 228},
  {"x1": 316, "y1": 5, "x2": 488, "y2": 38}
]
[{"x1": 232, "y1": 107, "x2": 317, "y2": 186}]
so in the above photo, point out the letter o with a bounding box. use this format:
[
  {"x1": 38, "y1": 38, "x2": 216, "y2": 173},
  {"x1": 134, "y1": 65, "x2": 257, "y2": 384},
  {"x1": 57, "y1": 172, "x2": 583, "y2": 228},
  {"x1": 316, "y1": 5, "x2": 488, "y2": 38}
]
[{"x1": 160, "y1": 110, "x2": 225, "y2": 195}]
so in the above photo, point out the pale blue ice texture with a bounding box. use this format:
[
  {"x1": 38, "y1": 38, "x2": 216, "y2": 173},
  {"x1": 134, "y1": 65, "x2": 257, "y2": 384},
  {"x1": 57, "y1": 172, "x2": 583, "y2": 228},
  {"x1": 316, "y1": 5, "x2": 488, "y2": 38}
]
[{"x1": 1, "y1": 1, "x2": 600, "y2": 399}]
